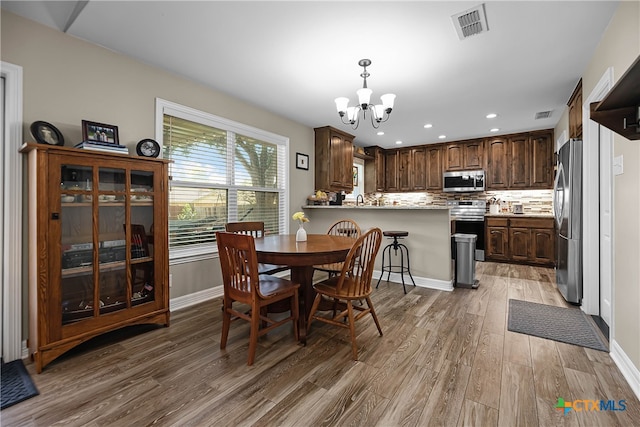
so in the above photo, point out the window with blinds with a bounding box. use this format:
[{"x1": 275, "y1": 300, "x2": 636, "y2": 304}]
[{"x1": 157, "y1": 99, "x2": 288, "y2": 259}]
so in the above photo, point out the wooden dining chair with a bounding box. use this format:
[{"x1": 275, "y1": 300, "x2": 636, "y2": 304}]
[
  {"x1": 225, "y1": 221, "x2": 288, "y2": 274},
  {"x1": 313, "y1": 219, "x2": 361, "y2": 277},
  {"x1": 216, "y1": 231, "x2": 299, "y2": 366},
  {"x1": 308, "y1": 227, "x2": 383, "y2": 360}
]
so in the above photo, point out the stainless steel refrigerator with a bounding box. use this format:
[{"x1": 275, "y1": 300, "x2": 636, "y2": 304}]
[{"x1": 553, "y1": 139, "x2": 583, "y2": 303}]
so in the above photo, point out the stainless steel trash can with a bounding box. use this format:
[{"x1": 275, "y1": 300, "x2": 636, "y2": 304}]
[{"x1": 453, "y1": 233, "x2": 479, "y2": 289}]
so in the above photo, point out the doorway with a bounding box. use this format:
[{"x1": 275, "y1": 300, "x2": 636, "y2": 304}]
[{"x1": 582, "y1": 68, "x2": 614, "y2": 339}]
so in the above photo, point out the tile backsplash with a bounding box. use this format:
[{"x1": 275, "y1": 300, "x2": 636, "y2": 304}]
[{"x1": 348, "y1": 190, "x2": 553, "y2": 214}]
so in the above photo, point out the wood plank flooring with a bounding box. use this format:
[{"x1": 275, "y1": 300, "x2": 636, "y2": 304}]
[{"x1": 4, "y1": 262, "x2": 639, "y2": 426}]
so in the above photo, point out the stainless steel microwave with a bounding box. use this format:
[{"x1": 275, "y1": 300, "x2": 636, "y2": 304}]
[{"x1": 443, "y1": 170, "x2": 485, "y2": 192}]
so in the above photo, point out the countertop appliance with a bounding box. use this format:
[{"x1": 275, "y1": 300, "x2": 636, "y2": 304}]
[
  {"x1": 448, "y1": 200, "x2": 486, "y2": 261},
  {"x1": 443, "y1": 170, "x2": 485, "y2": 192},
  {"x1": 554, "y1": 139, "x2": 583, "y2": 304}
]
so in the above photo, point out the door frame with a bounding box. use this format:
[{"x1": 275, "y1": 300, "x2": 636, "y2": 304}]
[
  {"x1": 1, "y1": 61, "x2": 24, "y2": 361},
  {"x1": 581, "y1": 68, "x2": 613, "y2": 327}
]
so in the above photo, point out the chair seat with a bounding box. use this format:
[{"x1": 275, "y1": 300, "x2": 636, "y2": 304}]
[
  {"x1": 258, "y1": 274, "x2": 300, "y2": 298},
  {"x1": 313, "y1": 261, "x2": 344, "y2": 273},
  {"x1": 383, "y1": 230, "x2": 409, "y2": 238},
  {"x1": 313, "y1": 276, "x2": 371, "y2": 300}
]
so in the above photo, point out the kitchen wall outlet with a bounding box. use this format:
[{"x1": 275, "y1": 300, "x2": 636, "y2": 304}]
[
  {"x1": 613, "y1": 155, "x2": 623, "y2": 176},
  {"x1": 169, "y1": 273, "x2": 173, "y2": 287}
]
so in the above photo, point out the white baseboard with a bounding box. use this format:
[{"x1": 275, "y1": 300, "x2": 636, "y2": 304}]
[
  {"x1": 170, "y1": 286, "x2": 223, "y2": 312},
  {"x1": 373, "y1": 270, "x2": 453, "y2": 292},
  {"x1": 610, "y1": 339, "x2": 640, "y2": 401}
]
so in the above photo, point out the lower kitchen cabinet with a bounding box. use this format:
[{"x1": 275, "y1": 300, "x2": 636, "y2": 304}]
[{"x1": 485, "y1": 217, "x2": 555, "y2": 266}]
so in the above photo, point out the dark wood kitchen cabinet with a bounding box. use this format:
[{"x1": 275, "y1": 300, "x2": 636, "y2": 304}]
[
  {"x1": 411, "y1": 147, "x2": 427, "y2": 191},
  {"x1": 508, "y1": 134, "x2": 530, "y2": 188},
  {"x1": 314, "y1": 126, "x2": 354, "y2": 192},
  {"x1": 384, "y1": 150, "x2": 399, "y2": 192},
  {"x1": 568, "y1": 79, "x2": 583, "y2": 139},
  {"x1": 485, "y1": 218, "x2": 509, "y2": 261},
  {"x1": 364, "y1": 146, "x2": 385, "y2": 193},
  {"x1": 485, "y1": 130, "x2": 554, "y2": 190},
  {"x1": 398, "y1": 148, "x2": 412, "y2": 191},
  {"x1": 485, "y1": 216, "x2": 555, "y2": 266},
  {"x1": 529, "y1": 131, "x2": 554, "y2": 188},
  {"x1": 485, "y1": 137, "x2": 509, "y2": 189},
  {"x1": 397, "y1": 147, "x2": 427, "y2": 191},
  {"x1": 445, "y1": 139, "x2": 483, "y2": 171},
  {"x1": 21, "y1": 143, "x2": 170, "y2": 372},
  {"x1": 426, "y1": 144, "x2": 442, "y2": 190}
]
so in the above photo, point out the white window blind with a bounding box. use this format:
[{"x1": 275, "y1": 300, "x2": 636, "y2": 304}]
[{"x1": 157, "y1": 99, "x2": 288, "y2": 259}]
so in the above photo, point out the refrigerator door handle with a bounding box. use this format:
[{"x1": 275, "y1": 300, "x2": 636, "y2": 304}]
[{"x1": 553, "y1": 164, "x2": 565, "y2": 228}]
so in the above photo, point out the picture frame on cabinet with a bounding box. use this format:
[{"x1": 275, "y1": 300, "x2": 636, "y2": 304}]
[
  {"x1": 82, "y1": 120, "x2": 119, "y2": 145},
  {"x1": 30, "y1": 121, "x2": 64, "y2": 146},
  {"x1": 296, "y1": 152, "x2": 309, "y2": 170}
]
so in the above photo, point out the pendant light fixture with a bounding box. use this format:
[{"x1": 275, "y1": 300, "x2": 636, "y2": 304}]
[{"x1": 335, "y1": 59, "x2": 396, "y2": 129}]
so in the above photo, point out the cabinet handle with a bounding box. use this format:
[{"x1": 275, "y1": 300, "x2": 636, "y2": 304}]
[{"x1": 51, "y1": 213, "x2": 60, "y2": 220}]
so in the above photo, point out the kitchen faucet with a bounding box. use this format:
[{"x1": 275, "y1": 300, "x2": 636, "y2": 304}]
[{"x1": 356, "y1": 194, "x2": 365, "y2": 206}]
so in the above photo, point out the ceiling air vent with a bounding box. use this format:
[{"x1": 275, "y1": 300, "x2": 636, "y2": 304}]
[
  {"x1": 535, "y1": 110, "x2": 553, "y2": 120},
  {"x1": 451, "y1": 4, "x2": 489, "y2": 40}
]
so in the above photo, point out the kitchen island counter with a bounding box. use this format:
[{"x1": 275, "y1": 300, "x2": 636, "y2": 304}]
[
  {"x1": 302, "y1": 205, "x2": 453, "y2": 291},
  {"x1": 303, "y1": 205, "x2": 449, "y2": 211}
]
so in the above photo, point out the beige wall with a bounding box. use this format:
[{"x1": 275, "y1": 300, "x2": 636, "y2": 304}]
[
  {"x1": 581, "y1": 2, "x2": 640, "y2": 372},
  {"x1": 1, "y1": 12, "x2": 315, "y2": 312}
]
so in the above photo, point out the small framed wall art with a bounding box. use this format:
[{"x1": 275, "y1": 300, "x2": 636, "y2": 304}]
[
  {"x1": 30, "y1": 121, "x2": 64, "y2": 146},
  {"x1": 296, "y1": 152, "x2": 309, "y2": 170},
  {"x1": 82, "y1": 120, "x2": 119, "y2": 145}
]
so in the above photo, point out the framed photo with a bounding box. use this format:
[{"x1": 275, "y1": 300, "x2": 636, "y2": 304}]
[
  {"x1": 353, "y1": 166, "x2": 358, "y2": 186},
  {"x1": 30, "y1": 121, "x2": 64, "y2": 146},
  {"x1": 296, "y1": 152, "x2": 309, "y2": 170},
  {"x1": 82, "y1": 120, "x2": 119, "y2": 145}
]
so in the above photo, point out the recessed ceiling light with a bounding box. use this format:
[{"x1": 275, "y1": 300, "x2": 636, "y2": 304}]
[
  {"x1": 377, "y1": 131, "x2": 384, "y2": 136},
  {"x1": 490, "y1": 128, "x2": 500, "y2": 132},
  {"x1": 486, "y1": 113, "x2": 498, "y2": 119},
  {"x1": 395, "y1": 140, "x2": 403, "y2": 145},
  {"x1": 438, "y1": 135, "x2": 446, "y2": 139},
  {"x1": 424, "y1": 124, "x2": 433, "y2": 128}
]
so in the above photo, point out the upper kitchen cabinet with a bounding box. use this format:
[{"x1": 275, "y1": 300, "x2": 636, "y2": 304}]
[
  {"x1": 314, "y1": 126, "x2": 354, "y2": 192},
  {"x1": 485, "y1": 130, "x2": 554, "y2": 190},
  {"x1": 384, "y1": 150, "x2": 399, "y2": 192},
  {"x1": 364, "y1": 146, "x2": 385, "y2": 193},
  {"x1": 426, "y1": 145, "x2": 443, "y2": 190},
  {"x1": 590, "y1": 54, "x2": 640, "y2": 140},
  {"x1": 529, "y1": 130, "x2": 554, "y2": 188},
  {"x1": 508, "y1": 134, "x2": 530, "y2": 188},
  {"x1": 485, "y1": 136, "x2": 509, "y2": 189},
  {"x1": 411, "y1": 146, "x2": 427, "y2": 191},
  {"x1": 444, "y1": 139, "x2": 483, "y2": 171},
  {"x1": 397, "y1": 147, "x2": 427, "y2": 191},
  {"x1": 568, "y1": 79, "x2": 583, "y2": 139}
]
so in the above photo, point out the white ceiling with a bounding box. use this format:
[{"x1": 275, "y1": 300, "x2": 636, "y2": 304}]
[{"x1": 2, "y1": 1, "x2": 619, "y2": 149}]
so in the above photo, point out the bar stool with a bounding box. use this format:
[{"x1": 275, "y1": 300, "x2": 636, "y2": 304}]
[{"x1": 376, "y1": 231, "x2": 416, "y2": 294}]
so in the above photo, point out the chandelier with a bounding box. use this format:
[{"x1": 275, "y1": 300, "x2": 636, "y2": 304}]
[{"x1": 334, "y1": 59, "x2": 396, "y2": 129}]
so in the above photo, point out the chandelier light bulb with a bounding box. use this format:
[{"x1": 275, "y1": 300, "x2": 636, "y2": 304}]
[
  {"x1": 380, "y1": 93, "x2": 396, "y2": 113},
  {"x1": 335, "y1": 97, "x2": 349, "y2": 115}
]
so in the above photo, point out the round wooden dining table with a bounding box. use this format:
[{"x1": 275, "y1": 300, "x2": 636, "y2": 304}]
[{"x1": 254, "y1": 234, "x2": 356, "y2": 344}]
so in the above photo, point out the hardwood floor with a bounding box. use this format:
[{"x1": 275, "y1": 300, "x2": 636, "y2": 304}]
[{"x1": 5, "y1": 263, "x2": 639, "y2": 426}]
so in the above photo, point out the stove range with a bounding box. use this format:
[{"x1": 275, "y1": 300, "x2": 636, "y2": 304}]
[{"x1": 448, "y1": 200, "x2": 486, "y2": 261}]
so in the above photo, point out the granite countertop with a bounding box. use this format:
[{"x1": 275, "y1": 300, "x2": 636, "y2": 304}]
[
  {"x1": 484, "y1": 212, "x2": 554, "y2": 218},
  {"x1": 303, "y1": 204, "x2": 449, "y2": 210}
]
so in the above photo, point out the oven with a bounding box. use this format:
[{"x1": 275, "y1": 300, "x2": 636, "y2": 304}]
[{"x1": 448, "y1": 200, "x2": 486, "y2": 261}]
